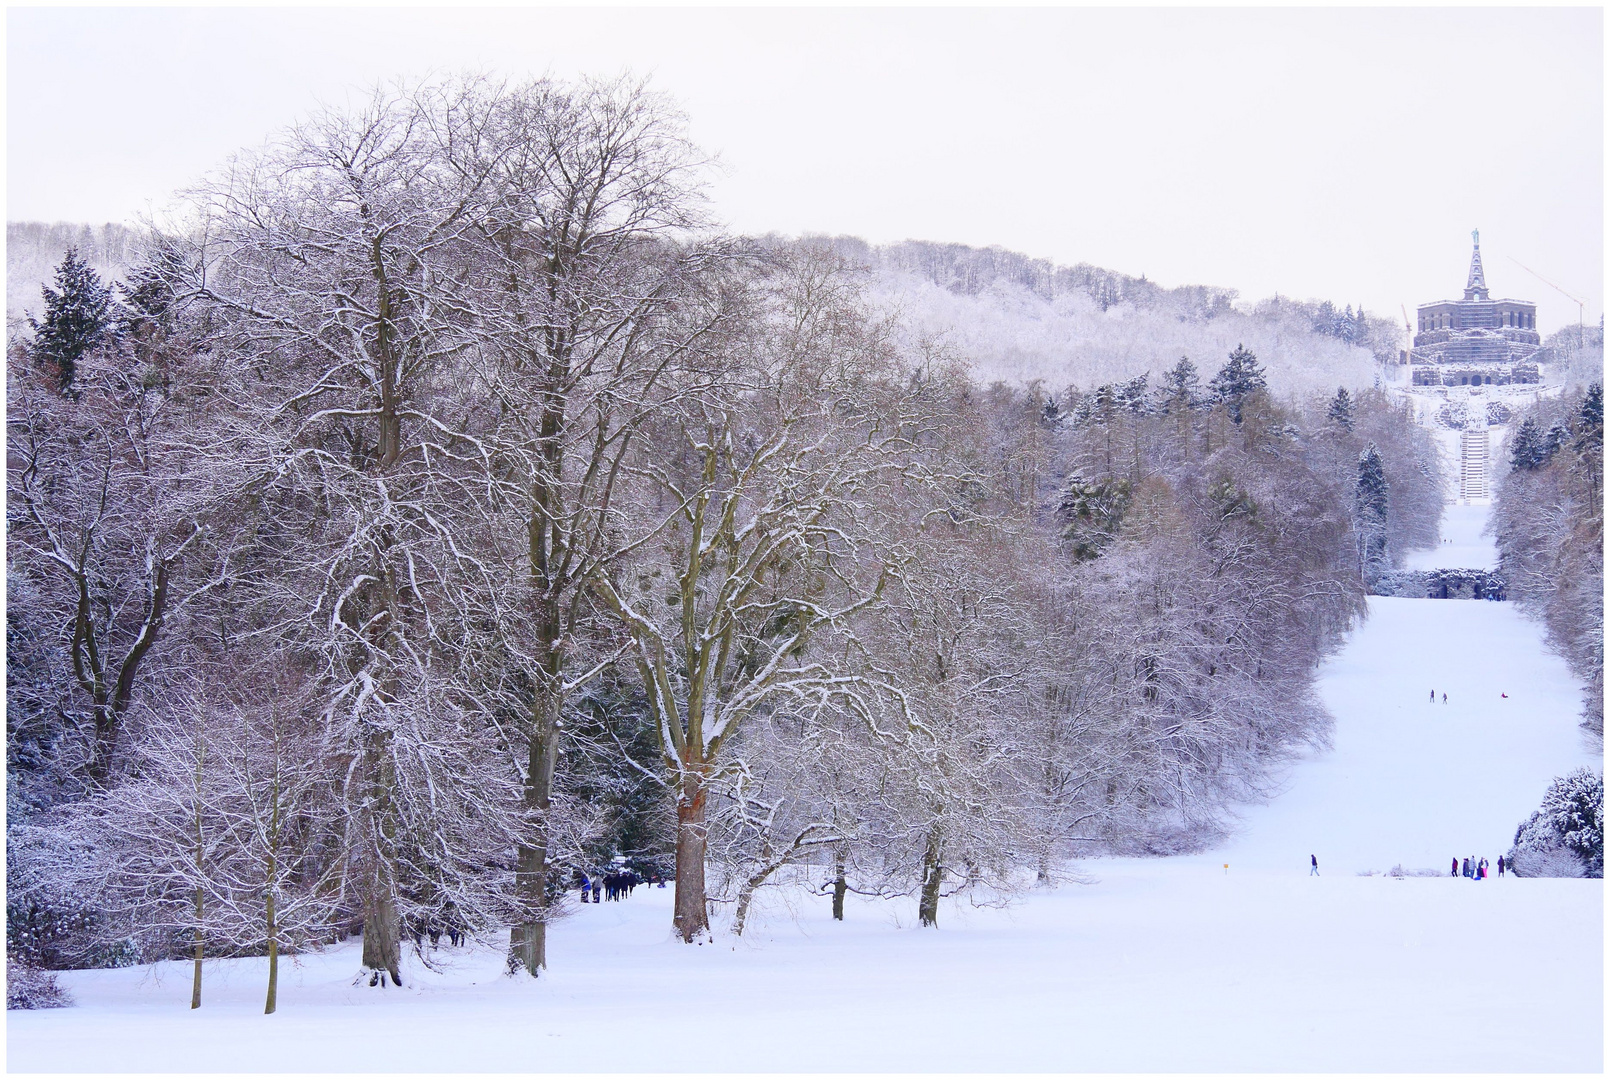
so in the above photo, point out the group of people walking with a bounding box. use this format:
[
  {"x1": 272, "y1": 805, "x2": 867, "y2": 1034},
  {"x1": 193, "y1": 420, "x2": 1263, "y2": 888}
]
[
  {"x1": 406, "y1": 919, "x2": 467, "y2": 949},
  {"x1": 574, "y1": 867, "x2": 661, "y2": 903},
  {"x1": 1306, "y1": 854, "x2": 1508, "y2": 878},
  {"x1": 1454, "y1": 855, "x2": 1503, "y2": 879}
]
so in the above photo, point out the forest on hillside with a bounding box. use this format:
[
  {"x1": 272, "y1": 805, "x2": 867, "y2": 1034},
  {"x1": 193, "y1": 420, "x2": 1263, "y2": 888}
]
[
  {"x1": 11, "y1": 227, "x2": 1402, "y2": 402},
  {"x1": 7, "y1": 75, "x2": 1445, "y2": 1008},
  {"x1": 1494, "y1": 385, "x2": 1605, "y2": 741}
]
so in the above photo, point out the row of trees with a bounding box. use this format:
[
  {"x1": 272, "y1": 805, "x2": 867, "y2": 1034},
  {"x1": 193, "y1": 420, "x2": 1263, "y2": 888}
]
[
  {"x1": 7, "y1": 74, "x2": 1444, "y2": 1012},
  {"x1": 1492, "y1": 384, "x2": 1604, "y2": 740}
]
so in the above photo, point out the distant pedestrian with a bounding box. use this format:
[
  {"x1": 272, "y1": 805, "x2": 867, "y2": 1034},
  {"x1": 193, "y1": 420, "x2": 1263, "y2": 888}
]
[
  {"x1": 1497, "y1": 855, "x2": 1505, "y2": 877},
  {"x1": 1451, "y1": 856, "x2": 1459, "y2": 876},
  {"x1": 1310, "y1": 854, "x2": 1319, "y2": 876},
  {"x1": 1430, "y1": 689, "x2": 1436, "y2": 703},
  {"x1": 1442, "y1": 693, "x2": 1448, "y2": 704},
  {"x1": 1462, "y1": 857, "x2": 1471, "y2": 878}
]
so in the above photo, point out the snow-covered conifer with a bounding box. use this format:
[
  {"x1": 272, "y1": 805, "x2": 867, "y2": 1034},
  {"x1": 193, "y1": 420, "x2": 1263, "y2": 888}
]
[
  {"x1": 1508, "y1": 770, "x2": 1604, "y2": 877},
  {"x1": 1326, "y1": 386, "x2": 1354, "y2": 431},
  {"x1": 1208, "y1": 344, "x2": 1266, "y2": 424},
  {"x1": 1355, "y1": 444, "x2": 1389, "y2": 582},
  {"x1": 1509, "y1": 418, "x2": 1545, "y2": 472},
  {"x1": 27, "y1": 247, "x2": 115, "y2": 391}
]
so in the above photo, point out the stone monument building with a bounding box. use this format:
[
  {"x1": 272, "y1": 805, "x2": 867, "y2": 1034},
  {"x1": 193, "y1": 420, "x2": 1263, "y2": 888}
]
[{"x1": 1410, "y1": 231, "x2": 1541, "y2": 386}]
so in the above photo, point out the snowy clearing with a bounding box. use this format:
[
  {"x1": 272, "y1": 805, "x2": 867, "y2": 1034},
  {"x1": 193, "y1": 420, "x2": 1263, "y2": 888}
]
[
  {"x1": 1402, "y1": 502, "x2": 1496, "y2": 571},
  {"x1": 8, "y1": 501, "x2": 1601, "y2": 1073}
]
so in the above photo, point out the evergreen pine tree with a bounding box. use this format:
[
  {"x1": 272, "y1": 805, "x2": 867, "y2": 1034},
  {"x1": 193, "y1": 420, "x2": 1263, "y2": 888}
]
[
  {"x1": 1209, "y1": 344, "x2": 1267, "y2": 424},
  {"x1": 1509, "y1": 418, "x2": 1544, "y2": 471},
  {"x1": 1326, "y1": 386, "x2": 1354, "y2": 431},
  {"x1": 1577, "y1": 382, "x2": 1603, "y2": 451},
  {"x1": 1160, "y1": 356, "x2": 1199, "y2": 413},
  {"x1": 27, "y1": 248, "x2": 115, "y2": 392},
  {"x1": 1118, "y1": 372, "x2": 1150, "y2": 415},
  {"x1": 1355, "y1": 444, "x2": 1389, "y2": 581},
  {"x1": 1058, "y1": 476, "x2": 1133, "y2": 562},
  {"x1": 118, "y1": 248, "x2": 181, "y2": 342},
  {"x1": 1543, "y1": 419, "x2": 1573, "y2": 463}
]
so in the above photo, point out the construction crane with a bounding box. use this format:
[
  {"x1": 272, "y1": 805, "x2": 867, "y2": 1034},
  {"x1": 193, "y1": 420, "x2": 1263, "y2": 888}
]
[{"x1": 1507, "y1": 256, "x2": 1587, "y2": 344}]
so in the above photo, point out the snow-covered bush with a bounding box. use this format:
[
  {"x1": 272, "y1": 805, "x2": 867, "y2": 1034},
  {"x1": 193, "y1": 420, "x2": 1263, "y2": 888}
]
[
  {"x1": 1507, "y1": 770, "x2": 1604, "y2": 878},
  {"x1": 6, "y1": 954, "x2": 72, "y2": 1010}
]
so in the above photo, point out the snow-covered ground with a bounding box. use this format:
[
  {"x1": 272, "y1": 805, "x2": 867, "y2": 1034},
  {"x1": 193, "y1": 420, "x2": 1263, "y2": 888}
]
[
  {"x1": 9, "y1": 502, "x2": 1601, "y2": 1073},
  {"x1": 1402, "y1": 502, "x2": 1497, "y2": 571}
]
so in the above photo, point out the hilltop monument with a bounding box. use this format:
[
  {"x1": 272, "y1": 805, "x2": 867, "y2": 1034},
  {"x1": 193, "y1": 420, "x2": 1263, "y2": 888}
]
[{"x1": 1410, "y1": 230, "x2": 1542, "y2": 387}]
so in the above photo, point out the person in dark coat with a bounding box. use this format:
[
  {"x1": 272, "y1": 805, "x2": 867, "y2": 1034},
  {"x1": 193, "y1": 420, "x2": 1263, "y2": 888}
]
[
  {"x1": 1497, "y1": 855, "x2": 1505, "y2": 877},
  {"x1": 1451, "y1": 856, "x2": 1459, "y2": 876},
  {"x1": 1309, "y1": 854, "x2": 1319, "y2": 876}
]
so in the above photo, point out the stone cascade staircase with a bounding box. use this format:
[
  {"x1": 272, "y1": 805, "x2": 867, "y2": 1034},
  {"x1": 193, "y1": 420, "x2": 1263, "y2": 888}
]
[{"x1": 1459, "y1": 427, "x2": 1489, "y2": 500}]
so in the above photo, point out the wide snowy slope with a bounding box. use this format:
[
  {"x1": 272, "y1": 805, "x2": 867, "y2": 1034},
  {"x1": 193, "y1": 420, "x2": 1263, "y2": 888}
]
[
  {"x1": 1202, "y1": 500, "x2": 1590, "y2": 874},
  {"x1": 8, "y1": 507, "x2": 1601, "y2": 1073}
]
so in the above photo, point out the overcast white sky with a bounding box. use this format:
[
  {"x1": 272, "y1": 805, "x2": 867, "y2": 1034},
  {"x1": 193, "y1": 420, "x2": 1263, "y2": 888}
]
[{"x1": 6, "y1": 6, "x2": 1603, "y2": 333}]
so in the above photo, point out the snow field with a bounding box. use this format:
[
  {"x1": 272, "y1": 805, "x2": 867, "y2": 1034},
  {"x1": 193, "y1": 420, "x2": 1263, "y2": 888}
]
[
  {"x1": 1401, "y1": 501, "x2": 1497, "y2": 571},
  {"x1": 6, "y1": 869, "x2": 1600, "y2": 1073},
  {"x1": 1201, "y1": 596, "x2": 1600, "y2": 875}
]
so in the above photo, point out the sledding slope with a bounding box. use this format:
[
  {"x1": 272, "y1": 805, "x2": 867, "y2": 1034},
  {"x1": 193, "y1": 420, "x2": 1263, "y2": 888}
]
[
  {"x1": 1202, "y1": 593, "x2": 1599, "y2": 874},
  {"x1": 1201, "y1": 488, "x2": 1594, "y2": 874}
]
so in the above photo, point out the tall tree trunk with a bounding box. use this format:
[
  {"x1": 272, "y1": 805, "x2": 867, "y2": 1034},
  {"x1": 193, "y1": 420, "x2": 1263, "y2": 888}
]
[
  {"x1": 359, "y1": 715, "x2": 402, "y2": 986},
  {"x1": 190, "y1": 722, "x2": 205, "y2": 1010},
  {"x1": 361, "y1": 887, "x2": 402, "y2": 987},
  {"x1": 264, "y1": 779, "x2": 281, "y2": 1014},
  {"x1": 673, "y1": 766, "x2": 710, "y2": 943},
  {"x1": 510, "y1": 392, "x2": 566, "y2": 975},
  {"x1": 190, "y1": 888, "x2": 203, "y2": 1010},
  {"x1": 264, "y1": 892, "x2": 278, "y2": 1015},
  {"x1": 918, "y1": 826, "x2": 943, "y2": 928},
  {"x1": 509, "y1": 641, "x2": 562, "y2": 975}
]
